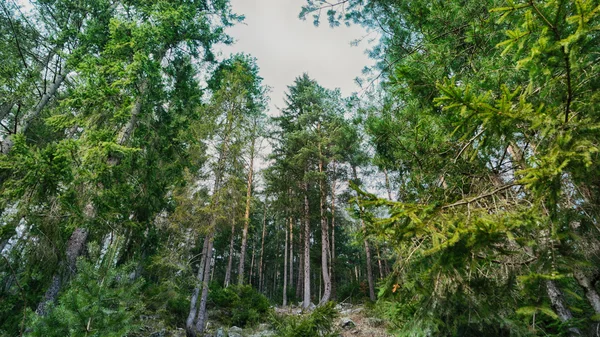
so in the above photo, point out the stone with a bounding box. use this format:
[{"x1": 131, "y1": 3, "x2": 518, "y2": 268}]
[
  {"x1": 248, "y1": 331, "x2": 276, "y2": 337},
  {"x1": 229, "y1": 326, "x2": 243, "y2": 334},
  {"x1": 340, "y1": 317, "x2": 356, "y2": 329},
  {"x1": 365, "y1": 317, "x2": 385, "y2": 327},
  {"x1": 215, "y1": 327, "x2": 225, "y2": 337}
]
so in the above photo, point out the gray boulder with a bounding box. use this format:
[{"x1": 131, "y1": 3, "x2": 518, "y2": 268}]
[{"x1": 340, "y1": 317, "x2": 356, "y2": 329}]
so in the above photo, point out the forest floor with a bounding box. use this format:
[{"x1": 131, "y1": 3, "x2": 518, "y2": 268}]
[
  {"x1": 332, "y1": 303, "x2": 393, "y2": 337},
  {"x1": 142, "y1": 303, "x2": 392, "y2": 337},
  {"x1": 273, "y1": 303, "x2": 393, "y2": 337}
]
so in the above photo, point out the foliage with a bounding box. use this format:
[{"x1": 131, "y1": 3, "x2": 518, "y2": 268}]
[
  {"x1": 271, "y1": 302, "x2": 339, "y2": 337},
  {"x1": 27, "y1": 242, "x2": 144, "y2": 337},
  {"x1": 208, "y1": 283, "x2": 272, "y2": 328}
]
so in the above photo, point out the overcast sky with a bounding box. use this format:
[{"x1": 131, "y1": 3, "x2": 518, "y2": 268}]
[{"x1": 219, "y1": 0, "x2": 376, "y2": 116}]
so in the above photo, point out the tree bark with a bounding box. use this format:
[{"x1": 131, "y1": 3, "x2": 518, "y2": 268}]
[
  {"x1": 318, "y1": 149, "x2": 331, "y2": 304},
  {"x1": 186, "y1": 237, "x2": 208, "y2": 337},
  {"x1": 238, "y1": 129, "x2": 256, "y2": 285},
  {"x1": 2, "y1": 65, "x2": 67, "y2": 154},
  {"x1": 573, "y1": 270, "x2": 600, "y2": 313},
  {"x1": 376, "y1": 244, "x2": 384, "y2": 279},
  {"x1": 258, "y1": 201, "x2": 267, "y2": 292},
  {"x1": 193, "y1": 100, "x2": 236, "y2": 335},
  {"x1": 195, "y1": 232, "x2": 215, "y2": 334},
  {"x1": 303, "y1": 181, "x2": 311, "y2": 308},
  {"x1": 296, "y1": 222, "x2": 304, "y2": 300},
  {"x1": 283, "y1": 222, "x2": 288, "y2": 306},
  {"x1": 35, "y1": 227, "x2": 88, "y2": 316},
  {"x1": 546, "y1": 280, "x2": 582, "y2": 336},
  {"x1": 249, "y1": 240, "x2": 256, "y2": 286},
  {"x1": 352, "y1": 165, "x2": 376, "y2": 301},
  {"x1": 224, "y1": 213, "x2": 236, "y2": 288},
  {"x1": 330, "y1": 160, "x2": 337, "y2": 298},
  {"x1": 289, "y1": 216, "x2": 294, "y2": 291}
]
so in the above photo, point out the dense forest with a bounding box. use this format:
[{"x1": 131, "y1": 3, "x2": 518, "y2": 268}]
[{"x1": 1, "y1": 0, "x2": 600, "y2": 336}]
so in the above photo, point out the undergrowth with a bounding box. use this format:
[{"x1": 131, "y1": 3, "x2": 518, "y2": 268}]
[{"x1": 271, "y1": 302, "x2": 339, "y2": 337}]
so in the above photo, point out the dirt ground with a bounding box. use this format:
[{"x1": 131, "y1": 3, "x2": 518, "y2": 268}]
[{"x1": 335, "y1": 305, "x2": 393, "y2": 337}]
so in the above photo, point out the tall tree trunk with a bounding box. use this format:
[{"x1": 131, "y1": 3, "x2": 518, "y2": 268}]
[
  {"x1": 289, "y1": 216, "x2": 294, "y2": 291},
  {"x1": 35, "y1": 227, "x2": 88, "y2": 316},
  {"x1": 249, "y1": 239, "x2": 256, "y2": 286},
  {"x1": 195, "y1": 232, "x2": 215, "y2": 335},
  {"x1": 238, "y1": 131, "x2": 256, "y2": 285},
  {"x1": 546, "y1": 280, "x2": 582, "y2": 336},
  {"x1": 258, "y1": 201, "x2": 267, "y2": 293},
  {"x1": 330, "y1": 160, "x2": 337, "y2": 298},
  {"x1": 352, "y1": 165, "x2": 376, "y2": 302},
  {"x1": 224, "y1": 213, "x2": 236, "y2": 288},
  {"x1": 376, "y1": 245, "x2": 384, "y2": 279},
  {"x1": 2, "y1": 64, "x2": 67, "y2": 154},
  {"x1": 194, "y1": 103, "x2": 236, "y2": 336},
  {"x1": 318, "y1": 146, "x2": 331, "y2": 304},
  {"x1": 573, "y1": 270, "x2": 600, "y2": 313},
  {"x1": 186, "y1": 237, "x2": 208, "y2": 337},
  {"x1": 296, "y1": 222, "x2": 304, "y2": 300},
  {"x1": 34, "y1": 79, "x2": 147, "y2": 315},
  {"x1": 302, "y1": 181, "x2": 311, "y2": 308},
  {"x1": 283, "y1": 222, "x2": 288, "y2": 306}
]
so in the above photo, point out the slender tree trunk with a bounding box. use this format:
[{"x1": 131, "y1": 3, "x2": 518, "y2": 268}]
[
  {"x1": 574, "y1": 270, "x2": 600, "y2": 313},
  {"x1": 289, "y1": 216, "x2": 294, "y2": 291},
  {"x1": 194, "y1": 103, "x2": 236, "y2": 336},
  {"x1": 318, "y1": 146, "x2": 331, "y2": 304},
  {"x1": 546, "y1": 280, "x2": 582, "y2": 336},
  {"x1": 283, "y1": 222, "x2": 288, "y2": 306},
  {"x1": 34, "y1": 78, "x2": 147, "y2": 315},
  {"x1": 296, "y1": 222, "x2": 304, "y2": 300},
  {"x1": 2, "y1": 65, "x2": 67, "y2": 154},
  {"x1": 303, "y1": 181, "x2": 311, "y2": 308},
  {"x1": 238, "y1": 132, "x2": 256, "y2": 285},
  {"x1": 35, "y1": 227, "x2": 88, "y2": 316},
  {"x1": 352, "y1": 165, "x2": 376, "y2": 301},
  {"x1": 330, "y1": 161, "x2": 337, "y2": 298},
  {"x1": 224, "y1": 214, "x2": 236, "y2": 288},
  {"x1": 249, "y1": 240, "x2": 256, "y2": 286},
  {"x1": 195, "y1": 232, "x2": 215, "y2": 335},
  {"x1": 376, "y1": 245, "x2": 384, "y2": 279},
  {"x1": 186, "y1": 237, "x2": 208, "y2": 337},
  {"x1": 258, "y1": 201, "x2": 267, "y2": 293}
]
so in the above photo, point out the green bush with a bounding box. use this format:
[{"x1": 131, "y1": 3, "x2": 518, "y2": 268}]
[
  {"x1": 271, "y1": 302, "x2": 338, "y2": 337},
  {"x1": 27, "y1": 243, "x2": 144, "y2": 337},
  {"x1": 208, "y1": 283, "x2": 272, "y2": 328}
]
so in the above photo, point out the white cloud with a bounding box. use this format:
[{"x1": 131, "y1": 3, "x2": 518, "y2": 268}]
[{"x1": 219, "y1": 0, "x2": 376, "y2": 116}]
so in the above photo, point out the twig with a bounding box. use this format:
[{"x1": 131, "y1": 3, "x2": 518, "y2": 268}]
[{"x1": 442, "y1": 183, "x2": 517, "y2": 209}]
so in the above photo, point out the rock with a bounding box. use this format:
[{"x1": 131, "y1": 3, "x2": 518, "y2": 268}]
[
  {"x1": 340, "y1": 317, "x2": 356, "y2": 329},
  {"x1": 335, "y1": 303, "x2": 352, "y2": 311},
  {"x1": 350, "y1": 307, "x2": 363, "y2": 314},
  {"x1": 229, "y1": 326, "x2": 243, "y2": 334},
  {"x1": 248, "y1": 331, "x2": 275, "y2": 337},
  {"x1": 215, "y1": 327, "x2": 225, "y2": 337},
  {"x1": 365, "y1": 317, "x2": 385, "y2": 327},
  {"x1": 148, "y1": 330, "x2": 166, "y2": 337},
  {"x1": 228, "y1": 326, "x2": 243, "y2": 337}
]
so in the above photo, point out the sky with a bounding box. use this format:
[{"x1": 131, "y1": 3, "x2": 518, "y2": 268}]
[{"x1": 218, "y1": 0, "x2": 376, "y2": 116}]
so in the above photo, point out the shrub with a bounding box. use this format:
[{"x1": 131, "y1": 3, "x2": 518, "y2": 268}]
[
  {"x1": 271, "y1": 302, "x2": 339, "y2": 337},
  {"x1": 208, "y1": 283, "x2": 272, "y2": 328},
  {"x1": 27, "y1": 243, "x2": 144, "y2": 337}
]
